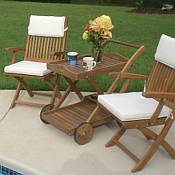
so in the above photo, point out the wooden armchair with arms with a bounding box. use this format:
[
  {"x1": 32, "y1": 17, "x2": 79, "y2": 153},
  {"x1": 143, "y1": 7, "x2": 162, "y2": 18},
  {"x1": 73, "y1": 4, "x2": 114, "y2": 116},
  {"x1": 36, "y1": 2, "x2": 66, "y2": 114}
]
[
  {"x1": 91, "y1": 34, "x2": 175, "y2": 172},
  {"x1": 4, "y1": 15, "x2": 68, "y2": 108}
]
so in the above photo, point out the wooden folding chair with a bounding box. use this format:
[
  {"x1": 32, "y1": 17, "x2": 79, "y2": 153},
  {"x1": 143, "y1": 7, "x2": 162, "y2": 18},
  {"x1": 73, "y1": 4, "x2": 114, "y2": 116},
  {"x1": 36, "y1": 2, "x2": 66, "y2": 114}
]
[
  {"x1": 4, "y1": 15, "x2": 68, "y2": 108},
  {"x1": 90, "y1": 34, "x2": 175, "y2": 172}
]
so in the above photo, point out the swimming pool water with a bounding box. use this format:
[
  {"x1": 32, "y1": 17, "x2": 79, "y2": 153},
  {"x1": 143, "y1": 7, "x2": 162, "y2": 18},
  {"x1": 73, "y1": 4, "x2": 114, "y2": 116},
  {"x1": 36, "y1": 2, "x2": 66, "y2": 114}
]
[{"x1": 0, "y1": 165, "x2": 23, "y2": 175}]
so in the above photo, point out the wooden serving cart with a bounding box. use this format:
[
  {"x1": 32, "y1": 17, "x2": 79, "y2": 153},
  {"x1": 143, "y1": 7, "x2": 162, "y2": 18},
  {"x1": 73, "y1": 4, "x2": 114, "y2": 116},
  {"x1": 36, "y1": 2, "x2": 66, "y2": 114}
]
[{"x1": 40, "y1": 40, "x2": 144, "y2": 145}]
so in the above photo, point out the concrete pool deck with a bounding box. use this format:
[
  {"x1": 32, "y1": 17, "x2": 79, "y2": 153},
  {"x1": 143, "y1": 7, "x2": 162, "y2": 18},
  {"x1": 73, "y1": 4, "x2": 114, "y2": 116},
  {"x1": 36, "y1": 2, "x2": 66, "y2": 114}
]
[{"x1": 0, "y1": 90, "x2": 175, "y2": 175}]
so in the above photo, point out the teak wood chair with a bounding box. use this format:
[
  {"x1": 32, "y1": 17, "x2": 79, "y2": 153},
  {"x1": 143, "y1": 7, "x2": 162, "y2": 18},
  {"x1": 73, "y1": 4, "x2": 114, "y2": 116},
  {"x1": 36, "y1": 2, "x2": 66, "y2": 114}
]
[
  {"x1": 91, "y1": 34, "x2": 175, "y2": 172},
  {"x1": 4, "y1": 15, "x2": 68, "y2": 108}
]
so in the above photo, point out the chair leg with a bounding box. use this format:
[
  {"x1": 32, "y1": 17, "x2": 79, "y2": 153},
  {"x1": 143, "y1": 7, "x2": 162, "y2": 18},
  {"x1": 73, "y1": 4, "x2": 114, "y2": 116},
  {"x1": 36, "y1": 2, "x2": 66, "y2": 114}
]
[
  {"x1": 140, "y1": 128, "x2": 175, "y2": 159},
  {"x1": 10, "y1": 82, "x2": 22, "y2": 109},
  {"x1": 139, "y1": 129, "x2": 152, "y2": 140},
  {"x1": 105, "y1": 127, "x2": 126, "y2": 147},
  {"x1": 17, "y1": 78, "x2": 34, "y2": 97},
  {"x1": 132, "y1": 117, "x2": 174, "y2": 172},
  {"x1": 10, "y1": 75, "x2": 61, "y2": 108}
]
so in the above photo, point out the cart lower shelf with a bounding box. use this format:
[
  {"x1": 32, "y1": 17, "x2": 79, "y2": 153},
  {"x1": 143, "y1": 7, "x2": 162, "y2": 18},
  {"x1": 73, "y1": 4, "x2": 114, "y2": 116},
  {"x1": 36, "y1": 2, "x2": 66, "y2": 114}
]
[{"x1": 42, "y1": 96, "x2": 113, "y2": 136}]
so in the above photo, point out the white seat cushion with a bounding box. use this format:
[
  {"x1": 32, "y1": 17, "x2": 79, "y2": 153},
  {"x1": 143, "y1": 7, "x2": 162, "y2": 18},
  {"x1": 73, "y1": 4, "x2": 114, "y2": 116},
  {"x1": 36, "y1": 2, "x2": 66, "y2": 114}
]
[
  {"x1": 4, "y1": 61, "x2": 52, "y2": 76},
  {"x1": 155, "y1": 34, "x2": 175, "y2": 69},
  {"x1": 98, "y1": 92, "x2": 171, "y2": 121}
]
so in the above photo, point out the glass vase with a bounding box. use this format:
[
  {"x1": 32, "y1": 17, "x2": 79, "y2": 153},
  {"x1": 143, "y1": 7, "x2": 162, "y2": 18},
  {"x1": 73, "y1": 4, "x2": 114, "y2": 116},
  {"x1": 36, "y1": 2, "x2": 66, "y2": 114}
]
[{"x1": 92, "y1": 47, "x2": 103, "y2": 63}]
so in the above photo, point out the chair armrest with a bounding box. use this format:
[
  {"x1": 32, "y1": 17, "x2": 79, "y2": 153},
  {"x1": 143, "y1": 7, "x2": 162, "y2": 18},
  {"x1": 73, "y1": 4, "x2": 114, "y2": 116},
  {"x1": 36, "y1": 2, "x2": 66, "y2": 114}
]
[
  {"x1": 4, "y1": 47, "x2": 25, "y2": 52},
  {"x1": 110, "y1": 72, "x2": 148, "y2": 80},
  {"x1": 50, "y1": 52, "x2": 64, "y2": 59},
  {"x1": 50, "y1": 51, "x2": 64, "y2": 57},
  {"x1": 142, "y1": 91, "x2": 175, "y2": 100},
  {"x1": 143, "y1": 91, "x2": 175, "y2": 122},
  {"x1": 4, "y1": 47, "x2": 25, "y2": 64}
]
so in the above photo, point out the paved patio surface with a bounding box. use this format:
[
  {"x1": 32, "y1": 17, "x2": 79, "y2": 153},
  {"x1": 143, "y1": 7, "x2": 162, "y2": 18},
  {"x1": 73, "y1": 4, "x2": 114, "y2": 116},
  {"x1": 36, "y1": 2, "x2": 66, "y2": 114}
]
[{"x1": 0, "y1": 90, "x2": 175, "y2": 175}]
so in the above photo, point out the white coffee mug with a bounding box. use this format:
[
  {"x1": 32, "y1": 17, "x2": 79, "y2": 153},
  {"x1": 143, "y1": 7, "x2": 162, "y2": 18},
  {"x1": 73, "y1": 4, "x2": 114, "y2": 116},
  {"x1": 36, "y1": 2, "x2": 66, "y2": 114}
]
[{"x1": 83, "y1": 57, "x2": 96, "y2": 71}]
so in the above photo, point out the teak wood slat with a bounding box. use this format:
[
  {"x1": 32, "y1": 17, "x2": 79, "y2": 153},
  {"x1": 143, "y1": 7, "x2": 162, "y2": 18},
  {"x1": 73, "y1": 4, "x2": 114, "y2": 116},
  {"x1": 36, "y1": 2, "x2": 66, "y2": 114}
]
[
  {"x1": 42, "y1": 97, "x2": 113, "y2": 135},
  {"x1": 4, "y1": 17, "x2": 68, "y2": 108},
  {"x1": 25, "y1": 36, "x2": 65, "y2": 62},
  {"x1": 48, "y1": 54, "x2": 127, "y2": 80}
]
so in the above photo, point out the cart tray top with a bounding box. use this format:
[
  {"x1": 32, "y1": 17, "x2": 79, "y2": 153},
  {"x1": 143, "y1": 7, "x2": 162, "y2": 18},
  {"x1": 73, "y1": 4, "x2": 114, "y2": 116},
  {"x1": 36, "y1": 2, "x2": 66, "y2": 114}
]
[{"x1": 47, "y1": 53, "x2": 127, "y2": 80}]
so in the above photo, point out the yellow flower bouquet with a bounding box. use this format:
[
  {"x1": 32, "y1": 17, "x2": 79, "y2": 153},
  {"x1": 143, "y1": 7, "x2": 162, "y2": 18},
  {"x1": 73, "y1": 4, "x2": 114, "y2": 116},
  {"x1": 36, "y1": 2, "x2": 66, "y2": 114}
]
[{"x1": 82, "y1": 15, "x2": 114, "y2": 62}]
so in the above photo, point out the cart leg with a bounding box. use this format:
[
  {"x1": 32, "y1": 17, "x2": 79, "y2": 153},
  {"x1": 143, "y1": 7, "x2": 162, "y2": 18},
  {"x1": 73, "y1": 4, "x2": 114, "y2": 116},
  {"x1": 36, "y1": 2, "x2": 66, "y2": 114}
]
[
  {"x1": 64, "y1": 76, "x2": 83, "y2": 100},
  {"x1": 55, "y1": 86, "x2": 72, "y2": 108},
  {"x1": 86, "y1": 79, "x2": 103, "y2": 94}
]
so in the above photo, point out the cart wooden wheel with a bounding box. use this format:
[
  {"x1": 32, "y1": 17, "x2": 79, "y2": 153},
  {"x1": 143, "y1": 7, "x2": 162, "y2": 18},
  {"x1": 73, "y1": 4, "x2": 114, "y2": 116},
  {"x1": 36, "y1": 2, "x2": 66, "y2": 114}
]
[
  {"x1": 74, "y1": 122, "x2": 93, "y2": 145},
  {"x1": 40, "y1": 104, "x2": 54, "y2": 124}
]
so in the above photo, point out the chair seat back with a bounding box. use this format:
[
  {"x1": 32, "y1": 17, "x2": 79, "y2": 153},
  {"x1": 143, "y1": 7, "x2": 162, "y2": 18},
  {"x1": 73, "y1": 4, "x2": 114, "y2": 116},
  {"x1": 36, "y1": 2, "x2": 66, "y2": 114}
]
[
  {"x1": 24, "y1": 15, "x2": 68, "y2": 63},
  {"x1": 146, "y1": 34, "x2": 175, "y2": 105}
]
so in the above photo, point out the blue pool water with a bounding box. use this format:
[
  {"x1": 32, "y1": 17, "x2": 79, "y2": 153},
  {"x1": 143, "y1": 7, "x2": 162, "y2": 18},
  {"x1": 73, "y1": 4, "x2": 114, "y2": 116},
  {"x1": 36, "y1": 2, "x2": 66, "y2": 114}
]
[{"x1": 0, "y1": 165, "x2": 23, "y2": 175}]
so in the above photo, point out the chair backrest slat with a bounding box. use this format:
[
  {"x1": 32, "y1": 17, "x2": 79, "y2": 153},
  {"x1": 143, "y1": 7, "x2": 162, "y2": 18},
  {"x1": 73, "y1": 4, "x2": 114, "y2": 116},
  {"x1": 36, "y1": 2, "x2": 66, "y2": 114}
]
[
  {"x1": 24, "y1": 18, "x2": 67, "y2": 63},
  {"x1": 146, "y1": 61, "x2": 175, "y2": 104}
]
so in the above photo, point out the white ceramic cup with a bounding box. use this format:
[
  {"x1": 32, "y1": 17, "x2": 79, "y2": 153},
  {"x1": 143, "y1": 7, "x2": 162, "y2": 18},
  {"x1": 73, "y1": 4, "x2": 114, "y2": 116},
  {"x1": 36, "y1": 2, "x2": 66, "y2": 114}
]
[{"x1": 83, "y1": 57, "x2": 96, "y2": 71}]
